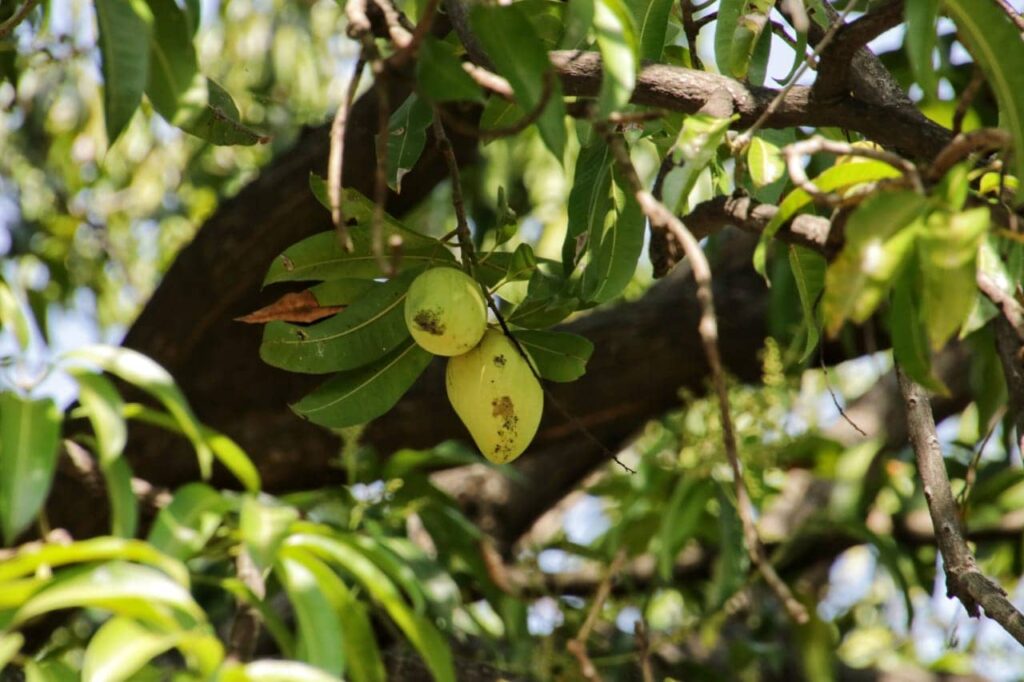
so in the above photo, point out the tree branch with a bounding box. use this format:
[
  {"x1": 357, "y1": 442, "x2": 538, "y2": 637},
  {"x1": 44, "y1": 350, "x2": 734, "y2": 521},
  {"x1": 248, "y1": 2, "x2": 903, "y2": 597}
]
[
  {"x1": 897, "y1": 367, "x2": 1024, "y2": 645},
  {"x1": 813, "y1": 0, "x2": 905, "y2": 103}
]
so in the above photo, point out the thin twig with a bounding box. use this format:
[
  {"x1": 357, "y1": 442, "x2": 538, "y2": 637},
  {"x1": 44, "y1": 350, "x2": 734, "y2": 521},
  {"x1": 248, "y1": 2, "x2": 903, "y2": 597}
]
[
  {"x1": 601, "y1": 127, "x2": 809, "y2": 624},
  {"x1": 328, "y1": 57, "x2": 366, "y2": 253},
  {"x1": 385, "y1": 0, "x2": 442, "y2": 69},
  {"x1": 681, "y1": 0, "x2": 705, "y2": 71},
  {"x1": 897, "y1": 366, "x2": 1024, "y2": 645},
  {"x1": 0, "y1": 0, "x2": 41, "y2": 39},
  {"x1": 735, "y1": 3, "x2": 854, "y2": 148},
  {"x1": 566, "y1": 548, "x2": 627, "y2": 681},
  {"x1": 952, "y1": 66, "x2": 985, "y2": 137},
  {"x1": 929, "y1": 128, "x2": 1012, "y2": 182},
  {"x1": 819, "y1": 352, "x2": 867, "y2": 437},
  {"x1": 995, "y1": 0, "x2": 1024, "y2": 33},
  {"x1": 634, "y1": 618, "x2": 655, "y2": 682},
  {"x1": 782, "y1": 136, "x2": 924, "y2": 203},
  {"x1": 370, "y1": 0, "x2": 412, "y2": 49},
  {"x1": 430, "y1": 71, "x2": 554, "y2": 143}
]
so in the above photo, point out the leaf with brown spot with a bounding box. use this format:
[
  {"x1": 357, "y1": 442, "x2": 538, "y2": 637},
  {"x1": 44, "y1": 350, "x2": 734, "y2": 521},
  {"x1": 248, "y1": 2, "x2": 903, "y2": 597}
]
[{"x1": 236, "y1": 291, "x2": 343, "y2": 324}]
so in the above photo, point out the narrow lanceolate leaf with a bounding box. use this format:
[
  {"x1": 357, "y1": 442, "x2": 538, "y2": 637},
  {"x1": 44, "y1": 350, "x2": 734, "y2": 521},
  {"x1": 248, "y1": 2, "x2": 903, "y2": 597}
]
[
  {"x1": 416, "y1": 38, "x2": 482, "y2": 103},
  {"x1": 0, "y1": 633, "x2": 23, "y2": 670},
  {"x1": 905, "y1": 0, "x2": 940, "y2": 101},
  {"x1": 261, "y1": 270, "x2": 418, "y2": 374},
  {"x1": 0, "y1": 281, "x2": 32, "y2": 351},
  {"x1": 222, "y1": 660, "x2": 343, "y2": 682},
  {"x1": 890, "y1": 262, "x2": 949, "y2": 395},
  {"x1": 175, "y1": 78, "x2": 266, "y2": 146},
  {"x1": 918, "y1": 207, "x2": 991, "y2": 349},
  {"x1": 563, "y1": 141, "x2": 614, "y2": 270},
  {"x1": 515, "y1": 330, "x2": 594, "y2": 382},
  {"x1": 281, "y1": 548, "x2": 386, "y2": 682},
  {"x1": 285, "y1": 533, "x2": 456, "y2": 682},
  {"x1": 291, "y1": 340, "x2": 433, "y2": 429},
  {"x1": 626, "y1": 0, "x2": 674, "y2": 61},
  {"x1": 714, "y1": 0, "x2": 745, "y2": 77},
  {"x1": 729, "y1": 0, "x2": 772, "y2": 79},
  {"x1": 275, "y1": 556, "x2": 346, "y2": 675},
  {"x1": 65, "y1": 345, "x2": 214, "y2": 480},
  {"x1": 822, "y1": 190, "x2": 927, "y2": 336},
  {"x1": 145, "y1": 0, "x2": 198, "y2": 121},
  {"x1": 94, "y1": 0, "x2": 152, "y2": 143},
  {"x1": 147, "y1": 483, "x2": 232, "y2": 561},
  {"x1": 12, "y1": 561, "x2": 204, "y2": 628},
  {"x1": 0, "y1": 537, "x2": 189, "y2": 586},
  {"x1": 580, "y1": 173, "x2": 645, "y2": 303},
  {"x1": 385, "y1": 95, "x2": 433, "y2": 193},
  {"x1": 747, "y1": 136, "x2": 785, "y2": 188},
  {"x1": 469, "y1": 4, "x2": 567, "y2": 161},
  {"x1": 594, "y1": 0, "x2": 639, "y2": 116},
  {"x1": 663, "y1": 113, "x2": 735, "y2": 215},
  {"x1": 788, "y1": 245, "x2": 826, "y2": 362},
  {"x1": 945, "y1": 0, "x2": 1024, "y2": 201},
  {"x1": 82, "y1": 617, "x2": 179, "y2": 682},
  {"x1": 0, "y1": 393, "x2": 61, "y2": 545},
  {"x1": 241, "y1": 495, "x2": 298, "y2": 573},
  {"x1": 755, "y1": 160, "x2": 904, "y2": 279}
]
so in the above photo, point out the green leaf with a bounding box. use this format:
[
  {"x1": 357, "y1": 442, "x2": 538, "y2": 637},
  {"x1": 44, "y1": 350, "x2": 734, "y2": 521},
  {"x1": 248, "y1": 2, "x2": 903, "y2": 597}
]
[
  {"x1": 0, "y1": 281, "x2": 32, "y2": 351},
  {"x1": 261, "y1": 269, "x2": 418, "y2": 374},
  {"x1": 502, "y1": 243, "x2": 538, "y2": 283},
  {"x1": 714, "y1": 0, "x2": 745, "y2": 77},
  {"x1": 747, "y1": 136, "x2": 785, "y2": 188},
  {"x1": 905, "y1": 0, "x2": 939, "y2": 100},
  {"x1": 175, "y1": 78, "x2": 265, "y2": 146},
  {"x1": 416, "y1": 38, "x2": 482, "y2": 103},
  {"x1": 280, "y1": 548, "x2": 386, "y2": 682},
  {"x1": 71, "y1": 371, "x2": 126, "y2": 467},
  {"x1": 147, "y1": 483, "x2": 231, "y2": 561},
  {"x1": 822, "y1": 191, "x2": 927, "y2": 335},
  {"x1": 478, "y1": 97, "x2": 524, "y2": 133},
  {"x1": 506, "y1": 269, "x2": 579, "y2": 329},
  {"x1": 12, "y1": 562, "x2": 204, "y2": 628},
  {"x1": 788, "y1": 245, "x2": 826, "y2": 362},
  {"x1": 564, "y1": 141, "x2": 614, "y2": 271},
  {"x1": 663, "y1": 113, "x2": 735, "y2": 214},
  {"x1": 580, "y1": 172, "x2": 645, "y2": 303},
  {"x1": 626, "y1": 0, "x2": 673, "y2": 61},
  {"x1": 286, "y1": 533, "x2": 455, "y2": 682},
  {"x1": 514, "y1": 330, "x2": 594, "y2": 382},
  {"x1": 728, "y1": 1, "x2": 771, "y2": 79},
  {"x1": 562, "y1": 0, "x2": 595, "y2": 50},
  {"x1": 656, "y1": 478, "x2": 713, "y2": 580},
  {"x1": 95, "y1": 0, "x2": 152, "y2": 143},
  {"x1": 594, "y1": 0, "x2": 638, "y2": 116},
  {"x1": 144, "y1": 0, "x2": 197, "y2": 120},
  {"x1": 123, "y1": 403, "x2": 260, "y2": 492},
  {"x1": 918, "y1": 207, "x2": 990, "y2": 349},
  {"x1": 755, "y1": 160, "x2": 904, "y2": 278},
  {"x1": 0, "y1": 537, "x2": 189, "y2": 586},
  {"x1": 241, "y1": 495, "x2": 299, "y2": 573},
  {"x1": 274, "y1": 556, "x2": 345, "y2": 675},
  {"x1": 82, "y1": 618, "x2": 181, "y2": 682},
  {"x1": 470, "y1": 4, "x2": 567, "y2": 161},
  {"x1": 72, "y1": 373, "x2": 137, "y2": 536},
  {"x1": 889, "y1": 260, "x2": 949, "y2": 395},
  {"x1": 945, "y1": 0, "x2": 1024, "y2": 201},
  {"x1": 266, "y1": 181, "x2": 448, "y2": 284},
  {"x1": 0, "y1": 632, "x2": 23, "y2": 670},
  {"x1": 0, "y1": 392, "x2": 61, "y2": 545},
  {"x1": 291, "y1": 340, "x2": 433, "y2": 429},
  {"x1": 65, "y1": 345, "x2": 214, "y2": 480},
  {"x1": 384, "y1": 94, "x2": 433, "y2": 193}
]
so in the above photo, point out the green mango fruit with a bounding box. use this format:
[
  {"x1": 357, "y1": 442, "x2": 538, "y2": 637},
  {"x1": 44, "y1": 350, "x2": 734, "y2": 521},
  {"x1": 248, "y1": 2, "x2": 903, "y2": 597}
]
[
  {"x1": 446, "y1": 330, "x2": 543, "y2": 463},
  {"x1": 404, "y1": 267, "x2": 488, "y2": 356}
]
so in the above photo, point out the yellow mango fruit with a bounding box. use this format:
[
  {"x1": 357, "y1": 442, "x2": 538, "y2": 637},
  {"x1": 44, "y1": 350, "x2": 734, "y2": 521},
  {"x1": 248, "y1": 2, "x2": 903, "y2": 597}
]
[
  {"x1": 446, "y1": 330, "x2": 543, "y2": 463},
  {"x1": 404, "y1": 267, "x2": 488, "y2": 356}
]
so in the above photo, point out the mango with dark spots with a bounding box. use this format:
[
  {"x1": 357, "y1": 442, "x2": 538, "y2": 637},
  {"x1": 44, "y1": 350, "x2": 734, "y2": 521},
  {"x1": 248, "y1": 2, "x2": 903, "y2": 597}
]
[
  {"x1": 445, "y1": 330, "x2": 543, "y2": 463},
  {"x1": 404, "y1": 267, "x2": 488, "y2": 356}
]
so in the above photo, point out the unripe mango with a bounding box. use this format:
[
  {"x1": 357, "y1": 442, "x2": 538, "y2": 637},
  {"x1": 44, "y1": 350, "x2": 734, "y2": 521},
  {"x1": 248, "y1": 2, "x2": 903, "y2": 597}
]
[
  {"x1": 446, "y1": 330, "x2": 543, "y2": 463},
  {"x1": 404, "y1": 267, "x2": 488, "y2": 356}
]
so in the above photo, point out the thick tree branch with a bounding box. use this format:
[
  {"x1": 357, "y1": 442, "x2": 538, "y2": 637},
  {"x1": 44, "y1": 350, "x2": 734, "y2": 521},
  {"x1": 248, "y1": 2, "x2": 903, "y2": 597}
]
[
  {"x1": 897, "y1": 367, "x2": 1024, "y2": 645},
  {"x1": 813, "y1": 0, "x2": 905, "y2": 103}
]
